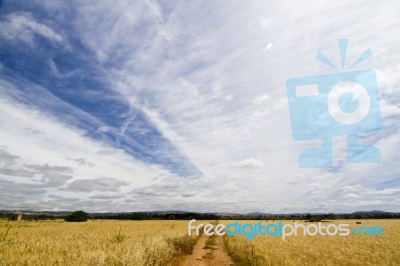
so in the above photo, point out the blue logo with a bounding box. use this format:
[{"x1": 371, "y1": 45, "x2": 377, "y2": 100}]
[
  {"x1": 352, "y1": 225, "x2": 383, "y2": 236},
  {"x1": 287, "y1": 39, "x2": 382, "y2": 168}
]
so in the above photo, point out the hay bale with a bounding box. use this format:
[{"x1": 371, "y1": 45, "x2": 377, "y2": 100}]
[{"x1": 308, "y1": 216, "x2": 322, "y2": 222}]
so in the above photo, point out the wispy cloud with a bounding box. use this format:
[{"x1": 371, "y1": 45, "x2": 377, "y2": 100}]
[
  {"x1": 0, "y1": 0, "x2": 399, "y2": 212},
  {"x1": 116, "y1": 106, "x2": 138, "y2": 149},
  {"x1": 0, "y1": 12, "x2": 63, "y2": 45},
  {"x1": 66, "y1": 177, "x2": 127, "y2": 192},
  {"x1": 236, "y1": 158, "x2": 263, "y2": 169}
]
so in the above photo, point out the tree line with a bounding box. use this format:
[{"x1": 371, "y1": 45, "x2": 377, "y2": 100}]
[{"x1": 1, "y1": 211, "x2": 399, "y2": 221}]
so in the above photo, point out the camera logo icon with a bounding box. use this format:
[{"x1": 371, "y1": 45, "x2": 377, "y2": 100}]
[{"x1": 287, "y1": 39, "x2": 382, "y2": 168}]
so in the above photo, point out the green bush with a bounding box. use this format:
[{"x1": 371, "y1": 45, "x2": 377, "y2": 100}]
[{"x1": 64, "y1": 211, "x2": 90, "y2": 222}]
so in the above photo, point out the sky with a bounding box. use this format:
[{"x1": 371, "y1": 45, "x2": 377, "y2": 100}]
[{"x1": 0, "y1": 0, "x2": 399, "y2": 213}]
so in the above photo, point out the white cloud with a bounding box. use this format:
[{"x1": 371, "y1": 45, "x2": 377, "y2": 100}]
[
  {"x1": 272, "y1": 98, "x2": 288, "y2": 110},
  {"x1": 0, "y1": 12, "x2": 63, "y2": 45},
  {"x1": 342, "y1": 185, "x2": 400, "y2": 196},
  {"x1": 66, "y1": 0, "x2": 400, "y2": 212},
  {"x1": 236, "y1": 158, "x2": 263, "y2": 169},
  {"x1": 0, "y1": 95, "x2": 178, "y2": 210},
  {"x1": 66, "y1": 177, "x2": 127, "y2": 192},
  {"x1": 96, "y1": 126, "x2": 110, "y2": 133},
  {"x1": 380, "y1": 99, "x2": 400, "y2": 119},
  {"x1": 258, "y1": 16, "x2": 270, "y2": 29},
  {"x1": 1, "y1": 0, "x2": 399, "y2": 212},
  {"x1": 254, "y1": 94, "x2": 270, "y2": 104},
  {"x1": 265, "y1": 42, "x2": 272, "y2": 51},
  {"x1": 377, "y1": 64, "x2": 400, "y2": 96}
]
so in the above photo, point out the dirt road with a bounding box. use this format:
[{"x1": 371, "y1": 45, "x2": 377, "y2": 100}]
[{"x1": 179, "y1": 233, "x2": 233, "y2": 266}]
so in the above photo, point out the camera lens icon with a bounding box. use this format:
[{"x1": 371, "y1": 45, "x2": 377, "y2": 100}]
[
  {"x1": 287, "y1": 69, "x2": 382, "y2": 168},
  {"x1": 287, "y1": 40, "x2": 382, "y2": 168},
  {"x1": 328, "y1": 82, "x2": 370, "y2": 125}
]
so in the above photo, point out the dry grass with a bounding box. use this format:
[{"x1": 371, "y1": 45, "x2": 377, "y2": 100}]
[
  {"x1": 0, "y1": 219, "x2": 198, "y2": 266},
  {"x1": 1, "y1": 219, "x2": 399, "y2": 265},
  {"x1": 223, "y1": 219, "x2": 400, "y2": 265}
]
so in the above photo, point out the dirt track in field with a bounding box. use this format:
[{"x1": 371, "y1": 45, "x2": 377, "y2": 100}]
[{"x1": 179, "y1": 233, "x2": 233, "y2": 266}]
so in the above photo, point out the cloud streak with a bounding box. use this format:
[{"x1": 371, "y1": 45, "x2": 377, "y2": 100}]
[
  {"x1": 0, "y1": 0, "x2": 399, "y2": 212},
  {"x1": 0, "y1": 12, "x2": 63, "y2": 45}
]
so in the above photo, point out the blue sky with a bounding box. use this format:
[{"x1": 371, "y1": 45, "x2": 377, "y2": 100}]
[{"x1": 0, "y1": 0, "x2": 399, "y2": 213}]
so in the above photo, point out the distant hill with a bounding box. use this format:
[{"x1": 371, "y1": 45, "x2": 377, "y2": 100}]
[
  {"x1": 352, "y1": 210, "x2": 393, "y2": 215},
  {"x1": 246, "y1": 212, "x2": 273, "y2": 216},
  {"x1": 1, "y1": 209, "x2": 399, "y2": 220}
]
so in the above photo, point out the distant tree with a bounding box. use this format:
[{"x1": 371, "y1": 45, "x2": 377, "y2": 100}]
[
  {"x1": 65, "y1": 211, "x2": 90, "y2": 222},
  {"x1": 355, "y1": 214, "x2": 362, "y2": 220},
  {"x1": 306, "y1": 213, "x2": 311, "y2": 220},
  {"x1": 326, "y1": 213, "x2": 337, "y2": 220}
]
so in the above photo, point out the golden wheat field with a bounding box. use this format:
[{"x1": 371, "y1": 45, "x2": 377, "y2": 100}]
[
  {"x1": 0, "y1": 219, "x2": 399, "y2": 266},
  {"x1": 0, "y1": 219, "x2": 198, "y2": 266},
  {"x1": 223, "y1": 219, "x2": 400, "y2": 266}
]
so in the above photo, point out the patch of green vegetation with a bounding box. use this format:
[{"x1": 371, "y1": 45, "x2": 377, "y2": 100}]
[
  {"x1": 112, "y1": 227, "x2": 126, "y2": 244},
  {"x1": 167, "y1": 235, "x2": 198, "y2": 255},
  {"x1": 223, "y1": 235, "x2": 265, "y2": 266},
  {"x1": 64, "y1": 211, "x2": 90, "y2": 222},
  {"x1": 203, "y1": 235, "x2": 216, "y2": 250}
]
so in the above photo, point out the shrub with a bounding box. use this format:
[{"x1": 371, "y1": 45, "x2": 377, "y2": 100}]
[{"x1": 64, "y1": 211, "x2": 90, "y2": 222}]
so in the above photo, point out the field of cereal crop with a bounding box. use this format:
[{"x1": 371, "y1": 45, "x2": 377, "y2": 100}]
[
  {"x1": 0, "y1": 219, "x2": 198, "y2": 266},
  {"x1": 223, "y1": 219, "x2": 400, "y2": 265},
  {"x1": 1, "y1": 219, "x2": 399, "y2": 265}
]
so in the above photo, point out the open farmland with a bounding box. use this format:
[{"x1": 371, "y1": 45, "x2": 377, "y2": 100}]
[
  {"x1": 0, "y1": 219, "x2": 399, "y2": 265},
  {"x1": 222, "y1": 219, "x2": 400, "y2": 265},
  {"x1": 0, "y1": 220, "x2": 198, "y2": 266}
]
